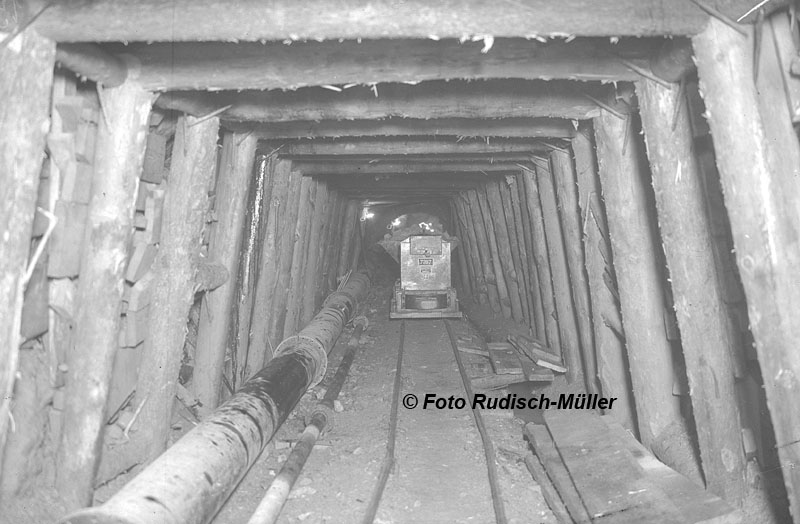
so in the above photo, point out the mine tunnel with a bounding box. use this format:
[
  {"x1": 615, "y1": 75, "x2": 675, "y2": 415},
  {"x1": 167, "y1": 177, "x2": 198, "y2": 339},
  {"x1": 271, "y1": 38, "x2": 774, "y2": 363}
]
[{"x1": 2, "y1": 2, "x2": 800, "y2": 523}]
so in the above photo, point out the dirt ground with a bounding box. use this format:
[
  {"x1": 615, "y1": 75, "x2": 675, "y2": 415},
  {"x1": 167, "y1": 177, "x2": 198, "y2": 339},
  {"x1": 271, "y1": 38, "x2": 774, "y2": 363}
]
[{"x1": 213, "y1": 284, "x2": 557, "y2": 524}]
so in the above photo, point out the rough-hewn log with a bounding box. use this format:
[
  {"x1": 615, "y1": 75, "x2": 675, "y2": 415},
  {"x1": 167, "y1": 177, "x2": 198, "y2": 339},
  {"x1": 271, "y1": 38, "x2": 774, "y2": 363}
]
[
  {"x1": 302, "y1": 181, "x2": 330, "y2": 325},
  {"x1": 593, "y1": 109, "x2": 681, "y2": 449},
  {"x1": 501, "y1": 179, "x2": 536, "y2": 329},
  {"x1": 337, "y1": 200, "x2": 361, "y2": 277},
  {"x1": 572, "y1": 125, "x2": 636, "y2": 432},
  {"x1": 694, "y1": 18, "x2": 800, "y2": 518},
  {"x1": 550, "y1": 150, "x2": 597, "y2": 394},
  {"x1": 451, "y1": 202, "x2": 473, "y2": 299},
  {"x1": 649, "y1": 38, "x2": 694, "y2": 83},
  {"x1": 273, "y1": 137, "x2": 550, "y2": 156},
  {"x1": 474, "y1": 188, "x2": 513, "y2": 319},
  {"x1": 520, "y1": 168, "x2": 561, "y2": 355},
  {"x1": 315, "y1": 188, "x2": 337, "y2": 307},
  {"x1": 238, "y1": 117, "x2": 576, "y2": 140},
  {"x1": 131, "y1": 115, "x2": 219, "y2": 463},
  {"x1": 637, "y1": 77, "x2": 749, "y2": 504},
  {"x1": 283, "y1": 178, "x2": 315, "y2": 336},
  {"x1": 485, "y1": 182, "x2": 525, "y2": 323},
  {"x1": 55, "y1": 43, "x2": 127, "y2": 87},
  {"x1": 323, "y1": 193, "x2": 346, "y2": 295},
  {"x1": 54, "y1": 81, "x2": 152, "y2": 509},
  {"x1": 454, "y1": 196, "x2": 490, "y2": 306},
  {"x1": 33, "y1": 0, "x2": 757, "y2": 42},
  {"x1": 0, "y1": 29, "x2": 54, "y2": 480},
  {"x1": 462, "y1": 193, "x2": 501, "y2": 313},
  {"x1": 114, "y1": 38, "x2": 653, "y2": 91},
  {"x1": 193, "y1": 132, "x2": 257, "y2": 417},
  {"x1": 156, "y1": 80, "x2": 606, "y2": 122},
  {"x1": 293, "y1": 161, "x2": 519, "y2": 176},
  {"x1": 513, "y1": 173, "x2": 547, "y2": 339},
  {"x1": 534, "y1": 158, "x2": 582, "y2": 384},
  {"x1": 265, "y1": 169, "x2": 303, "y2": 355},
  {"x1": 250, "y1": 159, "x2": 290, "y2": 369}
]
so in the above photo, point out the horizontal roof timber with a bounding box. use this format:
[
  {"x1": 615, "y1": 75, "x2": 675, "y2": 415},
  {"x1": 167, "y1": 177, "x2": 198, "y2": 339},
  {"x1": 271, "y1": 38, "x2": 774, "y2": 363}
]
[
  {"x1": 32, "y1": 0, "x2": 761, "y2": 42},
  {"x1": 156, "y1": 79, "x2": 608, "y2": 122},
  {"x1": 263, "y1": 137, "x2": 557, "y2": 156},
  {"x1": 231, "y1": 118, "x2": 577, "y2": 139},
  {"x1": 295, "y1": 162, "x2": 521, "y2": 175},
  {"x1": 104, "y1": 38, "x2": 656, "y2": 91},
  {"x1": 287, "y1": 153, "x2": 535, "y2": 163}
]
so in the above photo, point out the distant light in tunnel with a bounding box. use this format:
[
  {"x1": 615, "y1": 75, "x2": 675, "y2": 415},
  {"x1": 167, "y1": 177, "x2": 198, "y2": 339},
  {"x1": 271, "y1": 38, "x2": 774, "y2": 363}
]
[{"x1": 361, "y1": 207, "x2": 375, "y2": 221}]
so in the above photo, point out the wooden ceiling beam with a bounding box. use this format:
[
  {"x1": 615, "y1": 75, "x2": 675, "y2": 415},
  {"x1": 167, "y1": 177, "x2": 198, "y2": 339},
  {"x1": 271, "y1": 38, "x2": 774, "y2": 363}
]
[
  {"x1": 265, "y1": 137, "x2": 554, "y2": 156},
  {"x1": 234, "y1": 118, "x2": 577, "y2": 139},
  {"x1": 294, "y1": 162, "x2": 519, "y2": 175},
  {"x1": 105, "y1": 38, "x2": 655, "y2": 91},
  {"x1": 156, "y1": 79, "x2": 607, "y2": 122},
  {"x1": 31, "y1": 0, "x2": 763, "y2": 42}
]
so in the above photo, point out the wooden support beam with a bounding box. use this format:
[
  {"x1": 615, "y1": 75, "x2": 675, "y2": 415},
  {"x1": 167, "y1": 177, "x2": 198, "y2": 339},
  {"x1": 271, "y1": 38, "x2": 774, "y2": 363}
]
[
  {"x1": 593, "y1": 109, "x2": 682, "y2": 449},
  {"x1": 313, "y1": 185, "x2": 334, "y2": 309},
  {"x1": 250, "y1": 158, "x2": 289, "y2": 369},
  {"x1": 238, "y1": 117, "x2": 576, "y2": 140},
  {"x1": 450, "y1": 201, "x2": 473, "y2": 299},
  {"x1": 534, "y1": 158, "x2": 583, "y2": 384},
  {"x1": 454, "y1": 196, "x2": 490, "y2": 307},
  {"x1": 283, "y1": 177, "x2": 315, "y2": 335},
  {"x1": 462, "y1": 192, "x2": 502, "y2": 313},
  {"x1": 694, "y1": 17, "x2": 800, "y2": 519},
  {"x1": 109, "y1": 38, "x2": 652, "y2": 91},
  {"x1": 193, "y1": 132, "x2": 257, "y2": 417},
  {"x1": 295, "y1": 161, "x2": 519, "y2": 176},
  {"x1": 485, "y1": 182, "x2": 525, "y2": 323},
  {"x1": 572, "y1": 124, "x2": 636, "y2": 433},
  {"x1": 637, "y1": 78, "x2": 749, "y2": 505},
  {"x1": 474, "y1": 188, "x2": 514, "y2": 320},
  {"x1": 500, "y1": 179, "x2": 536, "y2": 329},
  {"x1": 301, "y1": 181, "x2": 329, "y2": 324},
  {"x1": 32, "y1": 0, "x2": 757, "y2": 42},
  {"x1": 131, "y1": 114, "x2": 219, "y2": 462},
  {"x1": 156, "y1": 80, "x2": 606, "y2": 122},
  {"x1": 55, "y1": 43, "x2": 127, "y2": 87},
  {"x1": 520, "y1": 168, "x2": 562, "y2": 355},
  {"x1": 0, "y1": 29, "x2": 55, "y2": 480},
  {"x1": 550, "y1": 150, "x2": 597, "y2": 394},
  {"x1": 513, "y1": 173, "x2": 548, "y2": 339},
  {"x1": 337, "y1": 200, "x2": 361, "y2": 277},
  {"x1": 55, "y1": 81, "x2": 153, "y2": 509},
  {"x1": 271, "y1": 137, "x2": 551, "y2": 156}
]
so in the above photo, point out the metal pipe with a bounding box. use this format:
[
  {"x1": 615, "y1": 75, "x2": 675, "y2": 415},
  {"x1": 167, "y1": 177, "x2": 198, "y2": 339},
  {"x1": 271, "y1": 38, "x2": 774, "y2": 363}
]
[
  {"x1": 247, "y1": 316, "x2": 368, "y2": 524},
  {"x1": 59, "y1": 272, "x2": 370, "y2": 524}
]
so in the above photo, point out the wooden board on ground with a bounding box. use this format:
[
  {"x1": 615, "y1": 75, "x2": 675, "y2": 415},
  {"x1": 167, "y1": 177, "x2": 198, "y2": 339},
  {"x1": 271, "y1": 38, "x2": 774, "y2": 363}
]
[
  {"x1": 524, "y1": 422, "x2": 592, "y2": 523},
  {"x1": 543, "y1": 411, "x2": 685, "y2": 523},
  {"x1": 603, "y1": 418, "x2": 742, "y2": 524},
  {"x1": 486, "y1": 341, "x2": 524, "y2": 375}
]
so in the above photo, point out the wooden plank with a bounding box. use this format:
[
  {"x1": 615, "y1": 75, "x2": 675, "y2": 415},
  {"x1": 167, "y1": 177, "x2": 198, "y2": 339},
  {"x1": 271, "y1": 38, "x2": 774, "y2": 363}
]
[
  {"x1": 34, "y1": 0, "x2": 758, "y2": 42},
  {"x1": 604, "y1": 418, "x2": 743, "y2": 524},
  {"x1": 694, "y1": 17, "x2": 800, "y2": 518},
  {"x1": 155, "y1": 79, "x2": 606, "y2": 122},
  {"x1": 55, "y1": 81, "x2": 153, "y2": 510},
  {"x1": 543, "y1": 411, "x2": 685, "y2": 523},
  {"x1": 125, "y1": 243, "x2": 157, "y2": 283},
  {"x1": 524, "y1": 423, "x2": 592, "y2": 523},
  {"x1": 637, "y1": 77, "x2": 748, "y2": 503},
  {"x1": 474, "y1": 188, "x2": 513, "y2": 320},
  {"x1": 239, "y1": 117, "x2": 576, "y2": 140},
  {"x1": 47, "y1": 200, "x2": 88, "y2": 278},
  {"x1": 294, "y1": 160, "x2": 519, "y2": 176},
  {"x1": 524, "y1": 452, "x2": 573, "y2": 524},
  {"x1": 141, "y1": 132, "x2": 166, "y2": 183},
  {"x1": 273, "y1": 136, "x2": 550, "y2": 156},
  {"x1": 118, "y1": 38, "x2": 651, "y2": 91},
  {"x1": 486, "y1": 342, "x2": 524, "y2": 375},
  {"x1": 485, "y1": 182, "x2": 525, "y2": 322}
]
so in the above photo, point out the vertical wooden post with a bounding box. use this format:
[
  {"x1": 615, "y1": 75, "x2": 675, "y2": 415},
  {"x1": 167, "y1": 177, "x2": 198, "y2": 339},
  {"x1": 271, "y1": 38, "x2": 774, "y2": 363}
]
[
  {"x1": 520, "y1": 168, "x2": 562, "y2": 354},
  {"x1": 497, "y1": 180, "x2": 532, "y2": 324},
  {"x1": 316, "y1": 188, "x2": 338, "y2": 306},
  {"x1": 453, "y1": 197, "x2": 484, "y2": 304},
  {"x1": 266, "y1": 168, "x2": 303, "y2": 350},
  {"x1": 459, "y1": 194, "x2": 498, "y2": 311},
  {"x1": 324, "y1": 192, "x2": 345, "y2": 294},
  {"x1": 283, "y1": 177, "x2": 315, "y2": 335},
  {"x1": 514, "y1": 173, "x2": 547, "y2": 339},
  {"x1": 450, "y1": 201, "x2": 473, "y2": 299},
  {"x1": 593, "y1": 108, "x2": 681, "y2": 449},
  {"x1": 638, "y1": 77, "x2": 749, "y2": 503},
  {"x1": 133, "y1": 114, "x2": 219, "y2": 461},
  {"x1": 337, "y1": 200, "x2": 360, "y2": 277},
  {"x1": 694, "y1": 18, "x2": 800, "y2": 517},
  {"x1": 572, "y1": 126, "x2": 636, "y2": 433},
  {"x1": 503, "y1": 178, "x2": 538, "y2": 333},
  {"x1": 250, "y1": 158, "x2": 290, "y2": 368},
  {"x1": 193, "y1": 132, "x2": 256, "y2": 416},
  {"x1": 551, "y1": 150, "x2": 597, "y2": 394},
  {"x1": 55, "y1": 81, "x2": 153, "y2": 508},
  {"x1": 303, "y1": 181, "x2": 329, "y2": 324},
  {"x1": 534, "y1": 157, "x2": 582, "y2": 383},
  {"x1": 485, "y1": 182, "x2": 525, "y2": 322},
  {"x1": 0, "y1": 29, "x2": 54, "y2": 478},
  {"x1": 473, "y1": 188, "x2": 513, "y2": 319}
]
